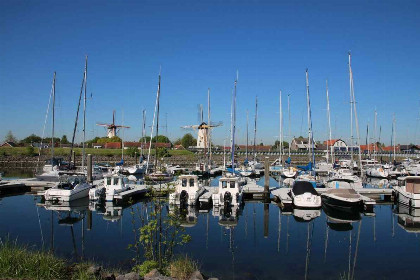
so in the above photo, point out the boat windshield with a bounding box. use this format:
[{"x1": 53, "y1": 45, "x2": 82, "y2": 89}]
[
  {"x1": 182, "y1": 179, "x2": 187, "y2": 187},
  {"x1": 189, "y1": 179, "x2": 195, "y2": 187},
  {"x1": 406, "y1": 178, "x2": 420, "y2": 194}
]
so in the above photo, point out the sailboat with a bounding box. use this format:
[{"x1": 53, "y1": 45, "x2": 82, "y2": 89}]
[
  {"x1": 281, "y1": 94, "x2": 297, "y2": 178},
  {"x1": 238, "y1": 110, "x2": 255, "y2": 177},
  {"x1": 248, "y1": 96, "x2": 264, "y2": 175},
  {"x1": 45, "y1": 57, "x2": 92, "y2": 201},
  {"x1": 212, "y1": 75, "x2": 244, "y2": 207},
  {"x1": 145, "y1": 70, "x2": 173, "y2": 183},
  {"x1": 270, "y1": 91, "x2": 285, "y2": 174},
  {"x1": 315, "y1": 80, "x2": 334, "y2": 175},
  {"x1": 296, "y1": 69, "x2": 317, "y2": 186}
]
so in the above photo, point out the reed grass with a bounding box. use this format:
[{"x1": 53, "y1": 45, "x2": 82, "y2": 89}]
[
  {"x1": 169, "y1": 255, "x2": 199, "y2": 280},
  {"x1": 0, "y1": 238, "x2": 67, "y2": 279}
]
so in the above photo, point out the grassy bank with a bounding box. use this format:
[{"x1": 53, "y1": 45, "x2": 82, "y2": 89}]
[
  {"x1": 0, "y1": 239, "x2": 200, "y2": 280},
  {"x1": 0, "y1": 147, "x2": 194, "y2": 157}
]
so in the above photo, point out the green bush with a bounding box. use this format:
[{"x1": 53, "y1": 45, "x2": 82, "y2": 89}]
[
  {"x1": 133, "y1": 260, "x2": 159, "y2": 277},
  {"x1": 26, "y1": 146, "x2": 35, "y2": 156}
]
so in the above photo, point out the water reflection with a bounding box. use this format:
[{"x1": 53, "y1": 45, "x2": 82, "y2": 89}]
[{"x1": 2, "y1": 192, "x2": 420, "y2": 279}]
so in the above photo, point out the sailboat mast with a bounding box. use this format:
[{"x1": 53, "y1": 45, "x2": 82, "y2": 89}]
[
  {"x1": 208, "y1": 88, "x2": 211, "y2": 165},
  {"x1": 253, "y1": 96, "x2": 258, "y2": 160},
  {"x1": 374, "y1": 109, "x2": 377, "y2": 160},
  {"x1": 146, "y1": 71, "x2": 161, "y2": 174},
  {"x1": 349, "y1": 54, "x2": 354, "y2": 166},
  {"x1": 279, "y1": 90, "x2": 283, "y2": 164},
  {"x1": 51, "y1": 72, "x2": 56, "y2": 171},
  {"x1": 326, "y1": 80, "x2": 333, "y2": 164},
  {"x1": 141, "y1": 110, "x2": 146, "y2": 157},
  {"x1": 305, "y1": 69, "x2": 315, "y2": 166},
  {"x1": 349, "y1": 52, "x2": 362, "y2": 172},
  {"x1": 231, "y1": 78, "x2": 237, "y2": 173},
  {"x1": 82, "y1": 56, "x2": 88, "y2": 170},
  {"x1": 154, "y1": 74, "x2": 161, "y2": 171},
  {"x1": 393, "y1": 114, "x2": 396, "y2": 161},
  {"x1": 246, "y1": 110, "x2": 249, "y2": 159},
  {"x1": 288, "y1": 94, "x2": 291, "y2": 157}
]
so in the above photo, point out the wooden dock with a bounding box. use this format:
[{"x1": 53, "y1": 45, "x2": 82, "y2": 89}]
[
  {"x1": 114, "y1": 185, "x2": 148, "y2": 201},
  {"x1": 0, "y1": 179, "x2": 55, "y2": 195},
  {"x1": 272, "y1": 187, "x2": 393, "y2": 209}
]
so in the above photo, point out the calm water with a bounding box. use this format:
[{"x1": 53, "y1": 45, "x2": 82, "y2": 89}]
[{"x1": 0, "y1": 176, "x2": 419, "y2": 279}]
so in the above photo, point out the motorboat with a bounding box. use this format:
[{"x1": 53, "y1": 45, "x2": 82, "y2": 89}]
[
  {"x1": 394, "y1": 204, "x2": 420, "y2": 234},
  {"x1": 281, "y1": 166, "x2": 298, "y2": 178},
  {"x1": 169, "y1": 175, "x2": 206, "y2": 206},
  {"x1": 212, "y1": 174, "x2": 244, "y2": 207},
  {"x1": 126, "y1": 163, "x2": 146, "y2": 175},
  {"x1": 314, "y1": 161, "x2": 333, "y2": 175},
  {"x1": 44, "y1": 175, "x2": 92, "y2": 202},
  {"x1": 248, "y1": 160, "x2": 264, "y2": 175},
  {"x1": 103, "y1": 174, "x2": 132, "y2": 202},
  {"x1": 270, "y1": 158, "x2": 283, "y2": 174},
  {"x1": 329, "y1": 168, "x2": 363, "y2": 189},
  {"x1": 289, "y1": 181, "x2": 321, "y2": 208},
  {"x1": 292, "y1": 208, "x2": 321, "y2": 222},
  {"x1": 145, "y1": 171, "x2": 174, "y2": 183},
  {"x1": 366, "y1": 165, "x2": 389, "y2": 178},
  {"x1": 238, "y1": 165, "x2": 255, "y2": 177},
  {"x1": 394, "y1": 176, "x2": 420, "y2": 208},
  {"x1": 321, "y1": 188, "x2": 363, "y2": 212},
  {"x1": 325, "y1": 178, "x2": 360, "y2": 190}
]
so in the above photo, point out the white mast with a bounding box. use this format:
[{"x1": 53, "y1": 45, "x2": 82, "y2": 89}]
[
  {"x1": 146, "y1": 70, "x2": 161, "y2": 174},
  {"x1": 246, "y1": 110, "x2": 249, "y2": 160},
  {"x1": 305, "y1": 69, "x2": 314, "y2": 164},
  {"x1": 288, "y1": 94, "x2": 291, "y2": 158},
  {"x1": 208, "y1": 88, "x2": 211, "y2": 165},
  {"x1": 141, "y1": 110, "x2": 146, "y2": 157},
  {"x1": 349, "y1": 54, "x2": 354, "y2": 167},
  {"x1": 279, "y1": 90, "x2": 283, "y2": 165},
  {"x1": 349, "y1": 52, "x2": 362, "y2": 172},
  {"x1": 374, "y1": 109, "x2": 377, "y2": 161},
  {"x1": 393, "y1": 114, "x2": 396, "y2": 161},
  {"x1": 51, "y1": 72, "x2": 56, "y2": 171},
  {"x1": 326, "y1": 80, "x2": 333, "y2": 164},
  {"x1": 82, "y1": 55, "x2": 88, "y2": 170}
]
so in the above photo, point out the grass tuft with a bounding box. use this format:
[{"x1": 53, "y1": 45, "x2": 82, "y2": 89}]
[{"x1": 169, "y1": 255, "x2": 199, "y2": 280}]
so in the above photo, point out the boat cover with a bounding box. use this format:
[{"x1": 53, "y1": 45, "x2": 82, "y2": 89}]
[
  {"x1": 292, "y1": 181, "x2": 318, "y2": 195},
  {"x1": 297, "y1": 162, "x2": 313, "y2": 171}
]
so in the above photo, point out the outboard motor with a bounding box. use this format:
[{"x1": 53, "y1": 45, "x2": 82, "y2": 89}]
[
  {"x1": 224, "y1": 191, "x2": 232, "y2": 205},
  {"x1": 180, "y1": 190, "x2": 188, "y2": 205}
]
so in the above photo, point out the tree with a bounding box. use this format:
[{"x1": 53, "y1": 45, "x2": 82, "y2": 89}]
[
  {"x1": 20, "y1": 134, "x2": 42, "y2": 144},
  {"x1": 97, "y1": 136, "x2": 122, "y2": 144},
  {"x1": 61, "y1": 135, "x2": 69, "y2": 144},
  {"x1": 4, "y1": 131, "x2": 17, "y2": 143},
  {"x1": 151, "y1": 135, "x2": 170, "y2": 143},
  {"x1": 181, "y1": 133, "x2": 196, "y2": 149},
  {"x1": 156, "y1": 147, "x2": 170, "y2": 158},
  {"x1": 173, "y1": 138, "x2": 182, "y2": 145},
  {"x1": 139, "y1": 136, "x2": 151, "y2": 143}
]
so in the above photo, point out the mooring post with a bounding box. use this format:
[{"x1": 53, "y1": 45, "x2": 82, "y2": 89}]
[
  {"x1": 264, "y1": 202, "x2": 269, "y2": 238},
  {"x1": 264, "y1": 157, "x2": 270, "y2": 202},
  {"x1": 87, "y1": 154, "x2": 92, "y2": 183},
  {"x1": 87, "y1": 209, "x2": 92, "y2": 231}
]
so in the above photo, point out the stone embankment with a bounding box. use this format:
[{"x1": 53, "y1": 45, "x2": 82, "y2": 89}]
[
  {"x1": 0, "y1": 153, "x2": 324, "y2": 170},
  {"x1": 87, "y1": 265, "x2": 217, "y2": 280}
]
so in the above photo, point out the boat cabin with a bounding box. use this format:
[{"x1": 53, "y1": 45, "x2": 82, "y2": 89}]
[
  {"x1": 104, "y1": 175, "x2": 129, "y2": 188},
  {"x1": 399, "y1": 176, "x2": 420, "y2": 193},
  {"x1": 179, "y1": 175, "x2": 199, "y2": 189},
  {"x1": 57, "y1": 175, "x2": 86, "y2": 190}
]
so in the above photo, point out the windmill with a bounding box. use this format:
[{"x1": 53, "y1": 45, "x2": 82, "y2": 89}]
[
  {"x1": 96, "y1": 110, "x2": 130, "y2": 138},
  {"x1": 181, "y1": 103, "x2": 222, "y2": 149}
]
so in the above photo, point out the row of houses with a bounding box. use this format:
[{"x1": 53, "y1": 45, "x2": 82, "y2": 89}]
[{"x1": 289, "y1": 137, "x2": 420, "y2": 153}]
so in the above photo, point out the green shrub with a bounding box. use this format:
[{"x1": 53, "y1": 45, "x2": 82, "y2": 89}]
[
  {"x1": 133, "y1": 260, "x2": 159, "y2": 277},
  {"x1": 26, "y1": 146, "x2": 35, "y2": 156}
]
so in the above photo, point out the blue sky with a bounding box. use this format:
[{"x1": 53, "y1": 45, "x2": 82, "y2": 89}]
[{"x1": 1, "y1": 0, "x2": 419, "y2": 146}]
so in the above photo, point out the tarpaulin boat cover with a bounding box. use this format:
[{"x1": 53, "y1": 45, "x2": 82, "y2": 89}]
[
  {"x1": 292, "y1": 181, "x2": 318, "y2": 195},
  {"x1": 297, "y1": 162, "x2": 312, "y2": 171}
]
